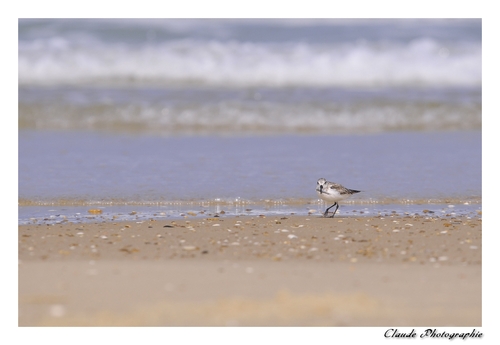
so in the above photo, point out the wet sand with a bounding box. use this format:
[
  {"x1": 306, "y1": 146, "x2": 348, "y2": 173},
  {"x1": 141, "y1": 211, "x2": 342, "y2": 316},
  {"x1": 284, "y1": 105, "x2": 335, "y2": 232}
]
[{"x1": 18, "y1": 214, "x2": 481, "y2": 326}]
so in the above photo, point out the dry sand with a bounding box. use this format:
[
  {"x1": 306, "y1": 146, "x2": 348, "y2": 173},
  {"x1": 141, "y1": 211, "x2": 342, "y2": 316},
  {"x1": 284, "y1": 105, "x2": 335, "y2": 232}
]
[{"x1": 18, "y1": 213, "x2": 481, "y2": 326}]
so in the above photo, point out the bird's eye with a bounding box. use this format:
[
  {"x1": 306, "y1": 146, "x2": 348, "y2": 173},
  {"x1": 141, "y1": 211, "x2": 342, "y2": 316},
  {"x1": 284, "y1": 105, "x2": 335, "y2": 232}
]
[{"x1": 330, "y1": 186, "x2": 334, "y2": 189}]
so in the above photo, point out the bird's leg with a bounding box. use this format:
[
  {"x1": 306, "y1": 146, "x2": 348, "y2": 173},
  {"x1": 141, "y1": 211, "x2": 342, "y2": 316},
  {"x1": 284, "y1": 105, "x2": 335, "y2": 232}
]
[
  {"x1": 324, "y1": 202, "x2": 338, "y2": 218},
  {"x1": 329, "y1": 203, "x2": 340, "y2": 218}
]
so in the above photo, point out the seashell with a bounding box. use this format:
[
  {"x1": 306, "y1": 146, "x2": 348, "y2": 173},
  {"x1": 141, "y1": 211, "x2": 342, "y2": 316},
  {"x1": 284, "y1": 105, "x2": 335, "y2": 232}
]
[{"x1": 88, "y1": 209, "x2": 103, "y2": 214}]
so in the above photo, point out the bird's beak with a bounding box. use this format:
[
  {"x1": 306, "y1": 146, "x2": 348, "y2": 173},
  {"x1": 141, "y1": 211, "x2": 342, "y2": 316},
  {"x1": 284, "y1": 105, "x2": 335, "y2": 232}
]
[{"x1": 319, "y1": 185, "x2": 323, "y2": 194}]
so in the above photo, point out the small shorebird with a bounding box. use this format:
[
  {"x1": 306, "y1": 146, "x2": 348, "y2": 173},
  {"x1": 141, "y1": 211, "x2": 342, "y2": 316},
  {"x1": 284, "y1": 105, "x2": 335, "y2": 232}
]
[{"x1": 316, "y1": 178, "x2": 360, "y2": 218}]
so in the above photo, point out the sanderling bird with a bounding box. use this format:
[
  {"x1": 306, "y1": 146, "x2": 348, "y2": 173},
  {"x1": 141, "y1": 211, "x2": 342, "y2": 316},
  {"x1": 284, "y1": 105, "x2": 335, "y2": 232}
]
[{"x1": 316, "y1": 178, "x2": 360, "y2": 218}]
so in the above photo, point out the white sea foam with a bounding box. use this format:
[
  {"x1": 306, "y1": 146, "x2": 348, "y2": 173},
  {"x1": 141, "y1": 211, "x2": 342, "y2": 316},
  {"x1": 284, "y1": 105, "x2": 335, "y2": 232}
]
[
  {"x1": 18, "y1": 95, "x2": 481, "y2": 135},
  {"x1": 18, "y1": 37, "x2": 481, "y2": 87}
]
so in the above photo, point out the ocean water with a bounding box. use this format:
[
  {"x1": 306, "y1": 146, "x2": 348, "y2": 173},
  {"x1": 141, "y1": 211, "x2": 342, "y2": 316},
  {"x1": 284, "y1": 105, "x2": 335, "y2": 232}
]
[{"x1": 18, "y1": 19, "x2": 482, "y2": 223}]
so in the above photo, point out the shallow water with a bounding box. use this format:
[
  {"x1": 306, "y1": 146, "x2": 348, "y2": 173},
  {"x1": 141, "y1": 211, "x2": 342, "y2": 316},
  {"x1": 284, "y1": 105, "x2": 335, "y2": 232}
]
[
  {"x1": 19, "y1": 130, "x2": 481, "y2": 205},
  {"x1": 18, "y1": 202, "x2": 481, "y2": 226}
]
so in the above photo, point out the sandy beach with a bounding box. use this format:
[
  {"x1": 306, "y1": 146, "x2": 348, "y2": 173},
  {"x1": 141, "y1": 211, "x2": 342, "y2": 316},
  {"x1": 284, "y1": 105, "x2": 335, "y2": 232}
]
[{"x1": 18, "y1": 213, "x2": 481, "y2": 326}]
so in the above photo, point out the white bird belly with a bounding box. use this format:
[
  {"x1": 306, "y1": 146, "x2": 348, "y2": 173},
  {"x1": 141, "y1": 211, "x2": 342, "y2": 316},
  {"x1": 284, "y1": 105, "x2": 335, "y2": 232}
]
[{"x1": 316, "y1": 189, "x2": 347, "y2": 203}]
